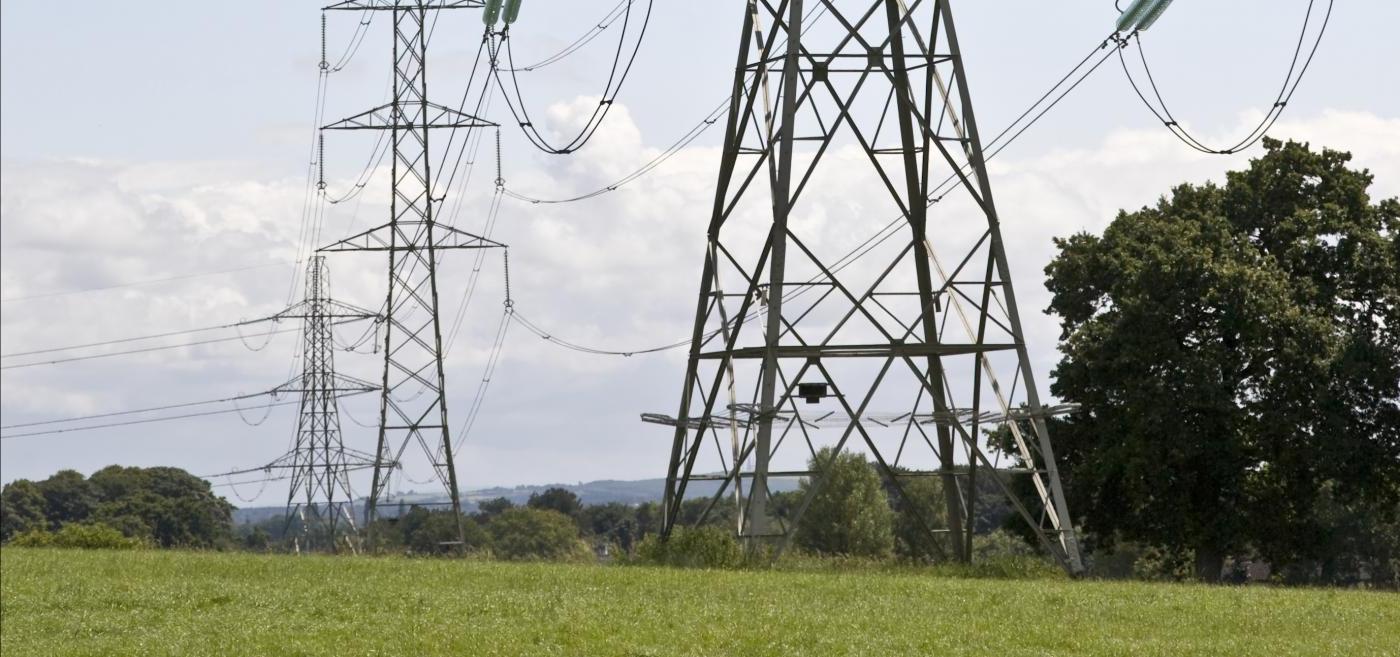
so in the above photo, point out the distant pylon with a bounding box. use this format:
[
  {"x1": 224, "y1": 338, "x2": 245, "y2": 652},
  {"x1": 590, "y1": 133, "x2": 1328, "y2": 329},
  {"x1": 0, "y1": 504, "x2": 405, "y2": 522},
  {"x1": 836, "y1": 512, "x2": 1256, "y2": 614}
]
[
  {"x1": 650, "y1": 0, "x2": 1085, "y2": 573},
  {"x1": 319, "y1": 1, "x2": 505, "y2": 550},
  {"x1": 281, "y1": 255, "x2": 381, "y2": 552}
]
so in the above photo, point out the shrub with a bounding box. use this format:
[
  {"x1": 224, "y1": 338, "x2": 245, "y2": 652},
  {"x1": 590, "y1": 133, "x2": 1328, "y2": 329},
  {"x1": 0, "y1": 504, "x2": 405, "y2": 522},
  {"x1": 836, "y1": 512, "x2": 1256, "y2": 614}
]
[
  {"x1": 397, "y1": 508, "x2": 491, "y2": 556},
  {"x1": 488, "y1": 508, "x2": 590, "y2": 561},
  {"x1": 1132, "y1": 545, "x2": 1194, "y2": 581},
  {"x1": 636, "y1": 526, "x2": 743, "y2": 569},
  {"x1": 9, "y1": 523, "x2": 146, "y2": 550},
  {"x1": 971, "y1": 530, "x2": 1038, "y2": 561},
  {"x1": 52, "y1": 523, "x2": 147, "y2": 550},
  {"x1": 9, "y1": 528, "x2": 55, "y2": 547}
]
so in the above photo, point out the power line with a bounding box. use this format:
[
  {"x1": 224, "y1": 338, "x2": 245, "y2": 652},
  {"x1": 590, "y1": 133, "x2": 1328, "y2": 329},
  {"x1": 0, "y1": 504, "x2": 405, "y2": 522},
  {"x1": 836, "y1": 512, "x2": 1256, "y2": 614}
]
[
  {"x1": 0, "y1": 262, "x2": 293, "y2": 304},
  {"x1": 0, "y1": 398, "x2": 297, "y2": 440},
  {"x1": 1116, "y1": 0, "x2": 1334, "y2": 155},
  {"x1": 510, "y1": 309, "x2": 698, "y2": 357},
  {"x1": 502, "y1": 0, "x2": 631, "y2": 72},
  {"x1": 493, "y1": 4, "x2": 835, "y2": 205},
  {"x1": 0, "y1": 326, "x2": 298, "y2": 370},
  {"x1": 0, "y1": 320, "x2": 268, "y2": 359},
  {"x1": 328, "y1": 10, "x2": 374, "y2": 73},
  {"x1": 490, "y1": 0, "x2": 654, "y2": 155},
  {"x1": 0, "y1": 317, "x2": 372, "y2": 369},
  {"x1": 501, "y1": 34, "x2": 1121, "y2": 359},
  {"x1": 0, "y1": 390, "x2": 281, "y2": 430},
  {"x1": 210, "y1": 474, "x2": 292, "y2": 490},
  {"x1": 502, "y1": 97, "x2": 727, "y2": 204},
  {"x1": 0, "y1": 390, "x2": 375, "y2": 440},
  {"x1": 449, "y1": 304, "x2": 514, "y2": 455}
]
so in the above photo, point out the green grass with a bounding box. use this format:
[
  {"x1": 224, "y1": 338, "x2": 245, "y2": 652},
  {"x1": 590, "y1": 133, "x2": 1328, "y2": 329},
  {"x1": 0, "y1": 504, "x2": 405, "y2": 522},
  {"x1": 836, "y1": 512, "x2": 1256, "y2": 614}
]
[{"x1": 2, "y1": 548, "x2": 1396, "y2": 656}]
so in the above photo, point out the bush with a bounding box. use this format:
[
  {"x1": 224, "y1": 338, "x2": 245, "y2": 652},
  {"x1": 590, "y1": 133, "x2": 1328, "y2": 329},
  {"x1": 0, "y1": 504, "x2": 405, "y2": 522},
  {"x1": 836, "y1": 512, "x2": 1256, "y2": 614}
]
[
  {"x1": 970, "y1": 530, "x2": 1038, "y2": 561},
  {"x1": 9, "y1": 528, "x2": 55, "y2": 547},
  {"x1": 397, "y1": 508, "x2": 491, "y2": 556},
  {"x1": 636, "y1": 526, "x2": 743, "y2": 569},
  {"x1": 488, "y1": 508, "x2": 590, "y2": 561},
  {"x1": 242, "y1": 527, "x2": 271, "y2": 552},
  {"x1": 1131, "y1": 545, "x2": 1194, "y2": 581},
  {"x1": 10, "y1": 523, "x2": 146, "y2": 550},
  {"x1": 54, "y1": 523, "x2": 147, "y2": 550}
]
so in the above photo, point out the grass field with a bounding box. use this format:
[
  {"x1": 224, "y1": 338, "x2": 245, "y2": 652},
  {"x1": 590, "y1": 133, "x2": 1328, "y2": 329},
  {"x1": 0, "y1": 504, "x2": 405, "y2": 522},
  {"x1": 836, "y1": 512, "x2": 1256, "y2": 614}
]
[{"x1": 1, "y1": 548, "x2": 1397, "y2": 656}]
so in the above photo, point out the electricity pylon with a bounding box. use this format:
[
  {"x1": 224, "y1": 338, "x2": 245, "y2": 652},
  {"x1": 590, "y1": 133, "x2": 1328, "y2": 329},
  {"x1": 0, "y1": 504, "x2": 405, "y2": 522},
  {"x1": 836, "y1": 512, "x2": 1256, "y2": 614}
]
[
  {"x1": 277, "y1": 255, "x2": 380, "y2": 552},
  {"x1": 650, "y1": 0, "x2": 1085, "y2": 573},
  {"x1": 319, "y1": 0, "x2": 504, "y2": 550}
]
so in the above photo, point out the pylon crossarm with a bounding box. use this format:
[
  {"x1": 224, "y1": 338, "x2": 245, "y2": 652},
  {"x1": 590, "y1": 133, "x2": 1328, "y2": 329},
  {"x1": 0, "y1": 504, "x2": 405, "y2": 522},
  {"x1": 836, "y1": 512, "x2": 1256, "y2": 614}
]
[
  {"x1": 319, "y1": 221, "x2": 505, "y2": 253},
  {"x1": 322, "y1": 101, "x2": 497, "y2": 131},
  {"x1": 324, "y1": 0, "x2": 482, "y2": 10},
  {"x1": 645, "y1": 403, "x2": 1076, "y2": 431}
]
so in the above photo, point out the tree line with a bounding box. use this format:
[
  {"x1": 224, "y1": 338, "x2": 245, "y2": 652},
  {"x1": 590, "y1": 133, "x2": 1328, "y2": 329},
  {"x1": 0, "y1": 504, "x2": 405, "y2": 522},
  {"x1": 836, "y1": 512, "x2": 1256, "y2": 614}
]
[{"x1": 1, "y1": 467, "x2": 234, "y2": 548}]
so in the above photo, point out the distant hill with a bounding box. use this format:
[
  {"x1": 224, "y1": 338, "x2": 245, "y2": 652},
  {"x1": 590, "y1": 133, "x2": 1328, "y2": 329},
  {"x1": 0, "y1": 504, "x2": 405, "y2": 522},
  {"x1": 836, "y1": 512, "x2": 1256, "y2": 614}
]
[{"x1": 232, "y1": 477, "x2": 800, "y2": 525}]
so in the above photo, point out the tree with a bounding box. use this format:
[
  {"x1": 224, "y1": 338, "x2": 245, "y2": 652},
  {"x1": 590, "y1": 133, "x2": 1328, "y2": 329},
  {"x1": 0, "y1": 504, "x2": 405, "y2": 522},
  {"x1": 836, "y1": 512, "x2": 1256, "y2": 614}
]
[
  {"x1": 887, "y1": 473, "x2": 947, "y2": 562},
  {"x1": 488, "y1": 508, "x2": 588, "y2": 561},
  {"x1": 634, "y1": 502, "x2": 661, "y2": 538},
  {"x1": 475, "y1": 497, "x2": 515, "y2": 519},
  {"x1": 242, "y1": 527, "x2": 272, "y2": 552},
  {"x1": 0, "y1": 480, "x2": 48, "y2": 540},
  {"x1": 88, "y1": 466, "x2": 234, "y2": 548},
  {"x1": 36, "y1": 470, "x2": 98, "y2": 529},
  {"x1": 675, "y1": 497, "x2": 735, "y2": 530},
  {"x1": 1044, "y1": 139, "x2": 1400, "y2": 581},
  {"x1": 793, "y1": 448, "x2": 895, "y2": 558},
  {"x1": 2, "y1": 466, "x2": 234, "y2": 548},
  {"x1": 578, "y1": 502, "x2": 640, "y2": 553},
  {"x1": 526, "y1": 487, "x2": 582, "y2": 519},
  {"x1": 396, "y1": 507, "x2": 490, "y2": 556}
]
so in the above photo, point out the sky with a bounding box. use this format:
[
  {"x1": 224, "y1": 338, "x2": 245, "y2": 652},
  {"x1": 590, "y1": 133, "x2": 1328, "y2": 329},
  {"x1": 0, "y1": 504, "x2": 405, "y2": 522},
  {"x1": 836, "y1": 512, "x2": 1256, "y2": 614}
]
[{"x1": 2, "y1": 0, "x2": 1397, "y2": 505}]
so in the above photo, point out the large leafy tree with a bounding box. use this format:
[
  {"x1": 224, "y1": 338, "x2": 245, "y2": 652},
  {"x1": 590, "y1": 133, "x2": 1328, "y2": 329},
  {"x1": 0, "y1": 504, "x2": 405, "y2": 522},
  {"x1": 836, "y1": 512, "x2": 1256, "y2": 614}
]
[
  {"x1": 0, "y1": 480, "x2": 48, "y2": 539},
  {"x1": 1045, "y1": 139, "x2": 1400, "y2": 581},
  {"x1": 793, "y1": 448, "x2": 895, "y2": 558},
  {"x1": 36, "y1": 470, "x2": 99, "y2": 529},
  {"x1": 395, "y1": 507, "x2": 490, "y2": 555},
  {"x1": 474, "y1": 497, "x2": 515, "y2": 519},
  {"x1": 526, "y1": 487, "x2": 583, "y2": 519},
  {"x1": 89, "y1": 466, "x2": 235, "y2": 548}
]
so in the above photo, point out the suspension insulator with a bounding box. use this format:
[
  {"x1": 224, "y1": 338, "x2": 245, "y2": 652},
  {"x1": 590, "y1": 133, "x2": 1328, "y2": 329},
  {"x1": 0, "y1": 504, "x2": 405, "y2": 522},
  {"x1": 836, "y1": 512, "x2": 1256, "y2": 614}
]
[
  {"x1": 483, "y1": 0, "x2": 504, "y2": 26},
  {"x1": 1135, "y1": 0, "x2": 1175, "y2": 31},
  {"x1": 1115, "y1": 0, "x2": 1154, "y2": 33},
  {"x1": 504, "y1": 0, "x2": 524, "y2": 25}
]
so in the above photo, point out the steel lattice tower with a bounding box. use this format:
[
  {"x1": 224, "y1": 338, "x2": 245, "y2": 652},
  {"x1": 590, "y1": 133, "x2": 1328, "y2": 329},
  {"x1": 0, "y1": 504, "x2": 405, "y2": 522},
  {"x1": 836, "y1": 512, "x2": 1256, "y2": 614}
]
[
  {"x1": 652, "y1": 0, "x2": 1084, "y2": 573},
  {"x1": 320, "y1": 0, "x2": 503, "y2": 548},
  {"x1": 280, "y1": 255, "x2": 380, "y2": 552}
]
